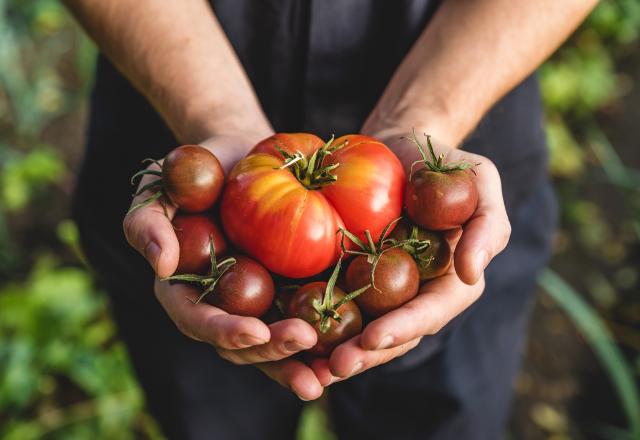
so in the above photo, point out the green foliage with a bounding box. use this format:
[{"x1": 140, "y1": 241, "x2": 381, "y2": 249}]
[
  {"x1": 536, "y1": 0, "x2": 640, "y2": 437},
  {"x1": 0, "y1": 254, "x2": 162, "y2": 439},
  {"x1": 539, "y1": 269, "x2": 640, "y2": 439},
  {"x1": 0, "y1": 147, "x2": 65, "y2": 211},
  {"x1": 297, "y1": 402, "x2": 336, "y2": 440}
]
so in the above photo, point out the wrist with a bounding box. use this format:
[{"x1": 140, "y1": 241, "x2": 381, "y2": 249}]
[
  {"x1": 363, "y1": 98, "x2": 467, "y2": 149},
  {"x1": 170, "y1": 96, "x2": 273, "y2": 147}
]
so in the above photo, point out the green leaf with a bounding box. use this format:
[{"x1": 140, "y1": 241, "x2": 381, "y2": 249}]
[{"x1": 539, "y1": 269, "x2": 640, "y2": 438}]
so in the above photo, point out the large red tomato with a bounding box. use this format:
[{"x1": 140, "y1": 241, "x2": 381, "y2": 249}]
[{"x1": 221, "y1": 133, "x2": 405, "y2": 278}]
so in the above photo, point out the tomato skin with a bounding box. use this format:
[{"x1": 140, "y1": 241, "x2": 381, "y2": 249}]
[
  {"x1": 220, "y1": 152, "x2": 344, "y2": 278},
  {"x1": 390, "y1": 220, "x2": 452, "y2": 281},
  {"x1": 221, "y1": 133, "x2": 405, "y2": 278},
  {"x1": 205, "y1": 255, "x2": 275, "y2": 317},
  {"x1": 287, "y1": 282, "x2": 362, "y2": 357},
  {"x1": 173, "y1": 214, "x2": 227, "y2": 275},
  {"x1": 405, "y1": 169, "x2": 478, "y2": 230},
  {"x1": 346, "y1": 247, "x2": 419, "y2": 317},
  {"x1": 163, "y1": 145, "x2": 224, "y2": 213}
]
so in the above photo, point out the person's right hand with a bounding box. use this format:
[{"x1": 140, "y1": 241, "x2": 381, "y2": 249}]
[{"x1": 123, "y1": 134, "x2": 324, "y2": 401}]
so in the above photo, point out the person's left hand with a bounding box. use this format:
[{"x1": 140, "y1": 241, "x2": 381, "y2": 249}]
[{"x1": 311, "y1": 127, "x2": 510, "y2": 384}]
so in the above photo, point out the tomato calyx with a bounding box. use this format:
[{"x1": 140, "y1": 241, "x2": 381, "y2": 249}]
[
  {"x1": 128, "y1": 157, "x2": 171, "y2": 215},
  {"x1": 406, "y1": 130, "x2": 478, "y2": 180},
  {"x1": 160, "y1": 235, "x2": 237, "y2": 304},
  {"x1": 386, "y1": 224, "x2": 434, "y2": 273},
  {"x1": 312, "y1": 256, "x2": 370, "y2": 333},
  {"x1": 338, "y1": 217, "x2": 407, "y2": 293},
  {"x1": 277, "y1": 136, "x2": 345, "y2": 190}
]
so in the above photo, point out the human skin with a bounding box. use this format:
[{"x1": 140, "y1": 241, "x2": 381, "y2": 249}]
[{"x1": 65, "y1": 0, "x2": 598, "y2": 399}]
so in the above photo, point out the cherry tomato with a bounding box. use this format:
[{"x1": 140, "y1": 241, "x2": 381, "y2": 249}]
[
  {"x1": 406, "y1": 169, "x2": 477, "y2": 230},
  {"x1": 204, "y1": 255, "x2": 275, "y2": 317},
  {"x1": 346, "y1": 247, "x2": 419, "y2": 317},
  {"x1": 163, "y1": 145, "x2": 224, "y2": 212},
  {"x1": 173, "y1": 214, "x2": 227, "y2": 275},
  {"x1": 131, "y1": 145, "x2": 224, "y2": 214},
  {"x1": 287, "y1": 281, "x2": 362, "y2": 357},
  {"x1": 221, "y1": 133, "x2": 405, "y2": 278},
  {"x1": 404, "y1": 134, "x2": 478, "y2": 230},
  {"x1": 389, "y1": 219, "x2": 452, "y2": 281}
]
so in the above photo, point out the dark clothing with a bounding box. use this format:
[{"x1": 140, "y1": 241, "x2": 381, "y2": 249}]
[{"x1": 73, "y1": 1, "x2": 556, "y2": 439}]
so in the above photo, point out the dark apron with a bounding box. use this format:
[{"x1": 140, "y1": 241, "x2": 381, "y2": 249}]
[{"x1": 73, "y1": 1, "x2": 556, "y2": 439}]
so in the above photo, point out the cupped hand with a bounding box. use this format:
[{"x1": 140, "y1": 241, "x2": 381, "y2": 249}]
[
  {"x1": 154, "y1": 279, "x2": 323, "y2": 400},
  {"x1": 122, "y1": 133, "x2": 324, "y2": 401},
  {"x1": 312, "y1": 251, "x2": 485, "y2": 385},
  {"x1": 369, "y1": 128, "x2": 512, "y2": 286},
  {"x1": 310, "y1": 125, "x2": 511, "y2": 382}
]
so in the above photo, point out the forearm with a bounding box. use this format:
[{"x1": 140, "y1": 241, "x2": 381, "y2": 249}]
[
  {"x1": 365, "y1": 0, "x2": 598, "y2": 147},
  {"x1": 64, "y1": 0, "x2": 271, "y2": 144}
]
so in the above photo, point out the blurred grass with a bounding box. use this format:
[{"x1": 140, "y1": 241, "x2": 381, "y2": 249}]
[
  {"x1": 539, "y1": 269, "x2": 640, "y2": 439},
  {"x1": 0, "y1": 0, "x2": 639, "y2": 439}
]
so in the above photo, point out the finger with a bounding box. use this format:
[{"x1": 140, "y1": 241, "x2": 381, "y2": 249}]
[
  {"x1": 453, "y1": 158, "x2": 511, "y2": 284},
  {"x1": 257, "y1": 359, "x2": 324, "y2": 401},
  {"x1": 123, "y1": 162, "x2": 179, "y2": 278},
  {"x1": 359, "y1": 272, "x2": 485, "y2": 351},
  {"x1": 216, "y1": 319, "x2": 317, "y2": 364},
  {"x1": 310, "y1": 358, "x2": 339, "y2": 387},
  {"x1": 154, "y1": 279, "x2": 271, "y2": 349},
  {"x1": 329, "y1": 335, "x2": 422, "y2": 379}
]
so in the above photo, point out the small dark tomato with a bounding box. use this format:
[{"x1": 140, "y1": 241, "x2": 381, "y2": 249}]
[
  {"x1": 346, "y1": 247, "x2": 419, "y2": 317},
  {"x1": 405, "y1": 168, "x2": 478, "y2": 231},
  {"x1": 287, "y1": 282, "x2": 362, "y2": 357},
  {"x1": 205, "y1": 256, "x2": 275, "y2": 317},
  {"x1": 390, "y1": 219, "x2": 452, "y2": 281},
  {"x1": 173, "y1": 214, "x2": 227, "y2": 275},
  {"x1": 163, "y1": 145, "x2": 224, "y2": 212}
]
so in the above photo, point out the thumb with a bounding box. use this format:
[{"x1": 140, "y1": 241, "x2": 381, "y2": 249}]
[{"x1": 123, "y1": 173, "x2": 179, "y2": 278}]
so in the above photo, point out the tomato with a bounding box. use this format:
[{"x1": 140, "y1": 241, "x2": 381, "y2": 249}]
[
  {"x1": 220, "y1": 133, "x2": 405, "y2": 278},
  {"x1": 173, "y1": 214, "x2": 227, "y2": 275},
  {"x1": 346, "y1": 247, "x2": 419, "y2": 317},
  {"x1": 163, "y1": 237, "x2": 274, "y2": 317},
  {"x1": 287, "y1": 281, "x2": 362, "y2": 357},
  {"x1": 204, "y1": 255, "x2": 275, "y2": 317},
  {"x1": 404, "y1": 134, "x2": 478, "y2": 230},
  {"x1": 389, "y1": 219, "x2": 452, "y2": 282},
  {"x1": 130, "y1": 145, "x2": 224, "y2": 214}
]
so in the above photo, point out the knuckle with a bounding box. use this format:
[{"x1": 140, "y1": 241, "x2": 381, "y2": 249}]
[{"x1": 258, "y1": 346, "x2": 286, "y2": 362}]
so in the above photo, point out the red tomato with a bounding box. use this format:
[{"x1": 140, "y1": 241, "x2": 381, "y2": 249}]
[
  {"x1": 405, "y1": 169, "x2": 477, "y2": 230},
  {"x1": 173, "y1": 214, "x2": 227, "y2": 275},
  {"x1": 221, "y1": 133, "x2": 405, "y2": 278},
  {"x1": 403, "y1": 134, "x2": 478, "y2": 230}
]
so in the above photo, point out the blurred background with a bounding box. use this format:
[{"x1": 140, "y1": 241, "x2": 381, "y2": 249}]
[{"x1": 0, "y1": 1, "x2": 639, "y2": 439}]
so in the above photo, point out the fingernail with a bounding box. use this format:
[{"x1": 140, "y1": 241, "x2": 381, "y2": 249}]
[
  {"x1": 237, "y1": 334, "x2": 268, "y2": 347},
  {"x1": 284, "y1": 340, "x2": 311, "y2": 352},
  {"x1": 298, "y1": 395, "x2": 310, "y2": 402},
  {"x1": 350, "y1": 361, "x2": 364, "y2": 376},
  {"x1": 145, "y1": 241, "x2": 161, "y2": 272},
  {"x1": 475, "y1": 249, "x2": 489, "y2": 273},
  {"x1": 375, "y1": 335, "x2": 394, "y2": 350}
]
